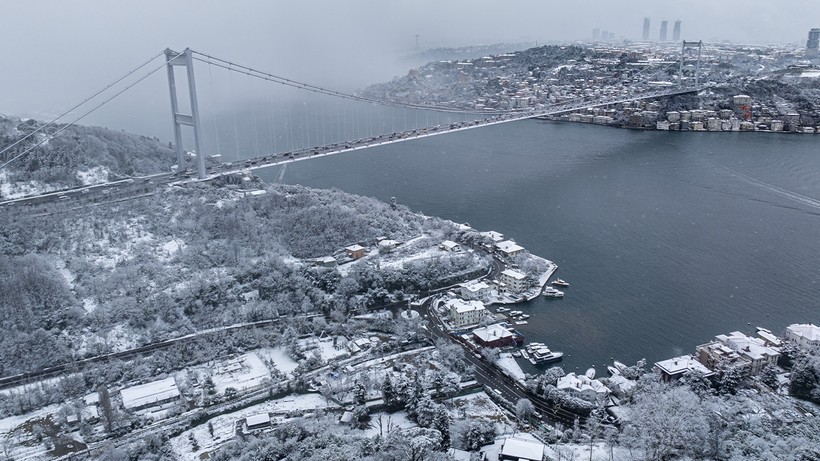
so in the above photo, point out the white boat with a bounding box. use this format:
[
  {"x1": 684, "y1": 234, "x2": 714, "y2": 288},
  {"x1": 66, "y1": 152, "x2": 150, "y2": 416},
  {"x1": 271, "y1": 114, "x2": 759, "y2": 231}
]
[
  {"x1": 518, "y1": 314, "x2": 530, "y2": 320},
  {"x1": 613, "y1": 361, "x2": 628, "y2": 373},
  {"x1": 607, "y1": 366, "x2": 621, "y2": 376},
  {"x1": 515, "y1": 320, "x2": 528, "y2": 325},
  {"x1": 509, "y1": 310, "x2": 523, "y2": 316},
  {"x1": 552, "y1": 278, "x2": 570, "y2": 287},
  {"x1": 520, "y1": 349, "x2": 531, "y2": 360},
  {"x1": 496, "y1": 307, "x2": 510, "y2": 313},
  {"x1": 585, "y1": 367, "x2": 596, "y2": 379},
  {"x1": 542, "y1": 288, "x2": 564, "y2": 298},
  {"x1": 526, "y1": 344, "x2": 564, "y2": 364}
]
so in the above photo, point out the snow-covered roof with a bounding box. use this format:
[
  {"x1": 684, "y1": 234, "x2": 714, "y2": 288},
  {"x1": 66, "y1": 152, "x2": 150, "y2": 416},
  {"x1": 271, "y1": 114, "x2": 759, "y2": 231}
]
[
  {"x1": 246, "y1": 413, "x2": 271, "y2": 427},
  {"x1": 500, "y1": 268, "x2": 526, "y2": 280},
  {"x1": 654, "y1": 355, "x2": 714, "y2": 377},
  {"x1": 557, "y1": 373, "x2": 609, "y2": 397},
  {"x1": 496, "y1": 240, "x2": 524, "y2": 254},
  {"x1": 461, "y1": 280, "x2": 490, "y2": 293},
  {"x1": 345, "y1": 244, "x2": 365, "y2": 252},
  {"x1": 500, "y1": 437, "x2": 545, "y2": 460},
  {"x1": 120, "y1": 377, "x2": 179, "y2": 410},
  {"x1": 472, "y1": 324, "x2": 513, "y2": 342},
  {"x1": 447, "y1": 298, "x2": 486, "y2": 313},
  {"x1": 716, "y1": 331, "x2": 779, "y2": 361},
  {"x1": 787, "y1": 323, "x2": 820, "y2": 342},
  {"x1": 481, "y1": 231, "x2": 504, "y2": 242}
]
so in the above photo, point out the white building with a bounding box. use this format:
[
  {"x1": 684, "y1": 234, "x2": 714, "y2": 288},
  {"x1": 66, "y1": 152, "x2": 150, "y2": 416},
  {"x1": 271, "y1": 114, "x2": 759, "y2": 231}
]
[
  {"x1": 440, "y1": 240, "x2": 461, "y2": 252},
  {"x1": 697, "y1": 331, "x2": 780, "y2": 376},
  {"x1": 481, "y1": 230, "x2": 505, "y2": 243},
  {"x1": 447, "y1": 298, "x2": 487, "y2": 328},
  {"x1": 120, "y1": 377, "x2": 180, "y2": 412},
  {"x1": 557, "y1": 372, "x2": 609, "y2": 403},
  {"x1": 498, "y1": 437, "x2": 545, "y2": 461},
  {"x1": 460, "y1": 280, "x2": 491, "y2": 300},
  {"x1": 654, "y1": 355, "x2": 715, "y2": 381},
  {"x1": 496, "y1": 240, "x2": 524, "y2": 257},
  {"x1": 499, "y1": 268, "x2": 528, "y2": 293},
  {"x1": 785, "y1": 323, "x2": 820, "y2": 350}
]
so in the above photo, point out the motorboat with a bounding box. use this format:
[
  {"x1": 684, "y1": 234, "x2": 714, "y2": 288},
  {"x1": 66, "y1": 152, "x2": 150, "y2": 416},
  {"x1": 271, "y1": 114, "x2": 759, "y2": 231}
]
[
  {"x1": 509, "y1": 310, "x2": 523, "y2": 316},
  {"x1": 496, "y1": 307, "x2": 510, "y2": 313},
  {"x1": 552, "y1": 278, "x2": 570, "y2": 287},
  {"x1": 542, "y1": 287, "x2": 564, "y2": 298},
  {"x1": 526, "y1": 343, "x2": 564, "y2": 364},
  {"x1": 585, "y1": 367, "x2": 596, "y2": 379},
  {"x1": 613, "y1": 361, "x2": 628, "y2": 373},
  {"x1": 607, "y1": 366, "x2": 621, "y2": 376},
  {"x1": 518, "y1": 314, "x2": 530, "y2": 320}
]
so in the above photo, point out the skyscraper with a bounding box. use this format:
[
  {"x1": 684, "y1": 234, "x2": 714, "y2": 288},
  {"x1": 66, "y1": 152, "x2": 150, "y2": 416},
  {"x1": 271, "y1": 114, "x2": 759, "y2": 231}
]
[
  {"x1": 593, "y1": 28, "x2": 600, "y2": 42},
  {"x1": 660, "y1": 20, "x2": 668, "y2": 41},
  {"x1": 673, "y1": 20, "x2": 681, "y2": 41},
  {"x1": 807, "y1": 28, "x2": 820, "y2": 56},
  {"x1": 643, "y1": 17, "x2": 651, "y2": 41}
]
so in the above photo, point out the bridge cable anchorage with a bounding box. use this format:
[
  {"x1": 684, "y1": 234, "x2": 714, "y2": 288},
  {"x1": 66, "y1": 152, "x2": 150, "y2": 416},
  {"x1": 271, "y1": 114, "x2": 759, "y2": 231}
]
[
  {"x1": 0, "y1": 50, "x2": 185, "y2": 172},
  {"x1": 188, "y1": 50, "x2": 510, "y2": 115},
  {"x1": 0, "y1": 50, "x2": 166, "y2": 165}
]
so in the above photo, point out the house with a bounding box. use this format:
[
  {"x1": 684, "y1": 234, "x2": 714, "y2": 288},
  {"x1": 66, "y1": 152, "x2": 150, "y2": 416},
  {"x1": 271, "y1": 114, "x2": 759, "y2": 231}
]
[
  {"x1": 344, "y1": 244, "x2": 366, "y2": 259},
  {"x1": 498, "y1": 437, "x2": 545, "y2": 461},
  {"x1": 460, "y1": 280, "x2": 491, "y2": 300},
  {"x1": 654, "y1": 355, "x2": 715, "y2": 382},
  {"x1": 715, "y1": 331, "x2": 780, "y2": 375},
  {"x1": 785, "y1": 323, "x2": 820, "y2": 351},
  {"x1": 377, "y1": 239, "x2": 400, "y2": 251},
  {"x1": 499, "y1": 269, "x2": 528, "y2": 293},
  {"x1": 696, "y1": 331, "x2": 780, "y2": 376},
  {"x1": 120, "y1": 377, "x2": 180, "y2": 412},
  {"x1": 495, "y1": 240, "x2": 524, "y2": 258},
  {"x1": 246, "y1": 413, "x2": 271, "y2": 431},
  {"x1": 440, "y1": 240, "x2": 461, "y2": 252},
  {"x1": 557, "y1": 372, "x2": 609, "y2": 403},
  {"x1": 308, "y1": 256, "x2": 337, "y2": 267},
  {"x1": 481, "y1": 231, "x2": 504, "y2": 243},
  {"x1": 447, "y1": 298, "x2": 488, "y2": 328},
  {"x1": 472, "y1": 323, "x2": 522, "y2": 348}
]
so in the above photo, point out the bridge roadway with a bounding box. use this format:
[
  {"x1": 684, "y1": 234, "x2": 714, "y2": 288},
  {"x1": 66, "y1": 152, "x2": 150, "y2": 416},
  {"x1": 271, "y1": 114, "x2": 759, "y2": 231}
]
[{"x1": 0, "y1": 86, "x2": 699, "y2": 209}]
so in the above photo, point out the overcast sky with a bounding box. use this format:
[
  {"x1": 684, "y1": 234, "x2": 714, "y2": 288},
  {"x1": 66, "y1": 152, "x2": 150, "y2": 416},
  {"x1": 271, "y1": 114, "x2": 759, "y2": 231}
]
[{"x1": 1, "y1": 0, "x2": 816, "y2": 136}]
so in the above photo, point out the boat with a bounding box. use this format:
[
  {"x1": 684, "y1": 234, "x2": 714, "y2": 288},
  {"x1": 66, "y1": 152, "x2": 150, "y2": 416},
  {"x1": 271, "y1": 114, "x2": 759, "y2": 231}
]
[
  {"x1": 509, "y1": 310, "x2": 523, "y2": 316},
  {"x1": 520, "y1": 349, "x2": 530, "y2": 360},
  {"x1": 496, "y1": 307, "x2": 510, "y2": 313},
  {"x1": 585, "y1": 367, "x2": 596, "y2": 379},
  {"x1": 552, "y1": 278, "x2": 570, "y2": 287},
  {"x1": 607, "y1": 366, "x2": 621, "y2": 376},
  {"x1": 518, "y1": 314, "x2": 530, "y2": 320},
  {"x1": 613, "y1": 361, "x2": 628, "y2": 373},
  {"x1": 515, "y1": 320, "x2": 528, "y2": 325},
  {"x1": 525, "y1": 343, "x2": 564, "y2": 364},
  {"x1": 542, "y1": 287, "x2": 564, "y2": 298}
]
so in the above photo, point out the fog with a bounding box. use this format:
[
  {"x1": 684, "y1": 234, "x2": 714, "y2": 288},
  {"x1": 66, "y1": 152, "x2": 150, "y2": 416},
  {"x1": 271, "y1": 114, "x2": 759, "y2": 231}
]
[{"x1": 1, "y1": 0, "x2": 817, "y2": 139}]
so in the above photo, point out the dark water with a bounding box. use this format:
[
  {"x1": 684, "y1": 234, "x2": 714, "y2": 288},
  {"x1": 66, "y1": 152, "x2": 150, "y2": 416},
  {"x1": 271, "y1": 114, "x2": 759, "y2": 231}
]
[{"x1": 253, "y1": 120, "x2": 820, "y2": 374}]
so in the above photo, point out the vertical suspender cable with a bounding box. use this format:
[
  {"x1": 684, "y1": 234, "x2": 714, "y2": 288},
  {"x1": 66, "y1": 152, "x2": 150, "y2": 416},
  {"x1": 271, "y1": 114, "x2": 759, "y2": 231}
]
[{"x1": 207, "y1": 60, "x2": 222, "y2": 156}]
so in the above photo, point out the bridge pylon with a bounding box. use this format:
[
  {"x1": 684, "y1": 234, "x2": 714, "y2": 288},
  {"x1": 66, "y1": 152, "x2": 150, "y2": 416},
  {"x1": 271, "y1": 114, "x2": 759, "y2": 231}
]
[{"x1": 165, "y1": 48, "x2": 206, "y2": 179}]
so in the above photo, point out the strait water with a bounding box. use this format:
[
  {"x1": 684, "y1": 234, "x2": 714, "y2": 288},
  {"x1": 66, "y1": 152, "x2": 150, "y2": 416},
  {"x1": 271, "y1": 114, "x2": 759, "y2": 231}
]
[{"x1": 252, "y1": 120, "x2": 820, "y2": 374}]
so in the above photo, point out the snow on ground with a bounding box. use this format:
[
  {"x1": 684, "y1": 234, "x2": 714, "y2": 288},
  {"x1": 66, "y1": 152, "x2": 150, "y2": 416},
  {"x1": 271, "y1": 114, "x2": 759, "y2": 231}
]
[
  {"x1": 256, "y1": 347, "x2": 299, "y2": 377},
  {"x1": 0, "y1": 170, "x2": 55, "y2": 199},
  {"x1": 103, "y1": 323, "x2": 140, "y2": 352},
  {"x1": 203, "y1": 352, "x2": 272, "y2": 395},
  {"x1": 298, "y1": 336, "x2": 350, "y2": 362},
  {"x1": 158, "y1": 239, "x2": 185, "y2": 261},
  {"x1": 169, "y1": 393, "x2": 340, "y2": 461},
  {"x1": 76, "y1": 166, "x2": 109, "y2": 185},
  {"x1": 495, "y1": 353, "x2": 526, "y2": 382},
  {"x1": 0, "y1": 403, "x2": 62, "y2": 435},
  {"x1": 446, "y1": 391, "x2": 514, "y2": 429},
  {"x1": 361, "y1": 411, "x2": 416, "y2": 437},
  {"x1": 380, "y1": 246, "x2": 443, "y2": 270}
]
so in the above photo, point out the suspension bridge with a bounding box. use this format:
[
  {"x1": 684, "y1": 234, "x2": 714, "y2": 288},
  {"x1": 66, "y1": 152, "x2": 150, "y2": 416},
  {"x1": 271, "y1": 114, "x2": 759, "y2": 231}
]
[{"x1": 0, "y1": 45, "x2": 702, "y2": 207}]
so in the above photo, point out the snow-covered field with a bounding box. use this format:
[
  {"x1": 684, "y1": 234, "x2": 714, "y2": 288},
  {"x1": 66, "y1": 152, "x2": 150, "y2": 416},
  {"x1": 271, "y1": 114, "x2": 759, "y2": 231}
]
[
  {"x1": 495, "y1": 352, "x2": 526, "y2": 382},
  {"x1": 169, "y1": 393, "x2": 341, "y2": 461}
]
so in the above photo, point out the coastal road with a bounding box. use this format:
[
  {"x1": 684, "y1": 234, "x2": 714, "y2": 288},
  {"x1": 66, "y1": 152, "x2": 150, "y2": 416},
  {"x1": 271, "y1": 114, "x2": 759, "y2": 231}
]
[{"x1": 417, "y1": 297, "x2": 582, "y2": 425}]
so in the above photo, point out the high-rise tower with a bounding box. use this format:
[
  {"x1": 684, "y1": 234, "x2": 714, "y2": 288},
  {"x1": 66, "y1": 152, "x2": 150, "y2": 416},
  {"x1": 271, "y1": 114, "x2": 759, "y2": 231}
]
[
  {"x1": 660, "y1": 20, "x2": 668, "y2": 42},
  {"x1": 807, "y1": 28, "x2": 820, "y2": 56},
  {"x1": 643, "y1": 17, "x2": 651, "y2": 40},
  {"x1": 673, "y1": 20, "x2": 681, "y2": 41}
]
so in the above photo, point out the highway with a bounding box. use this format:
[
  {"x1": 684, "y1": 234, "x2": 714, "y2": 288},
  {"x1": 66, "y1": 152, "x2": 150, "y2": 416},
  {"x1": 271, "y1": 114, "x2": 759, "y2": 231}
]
[{"x1": 0, "y1": 85, "x2": 700, "y2": 210}]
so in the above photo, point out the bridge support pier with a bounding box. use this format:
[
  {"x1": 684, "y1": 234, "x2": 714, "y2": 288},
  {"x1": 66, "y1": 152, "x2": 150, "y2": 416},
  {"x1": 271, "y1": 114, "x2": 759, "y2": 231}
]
[{"x1": 165, "y1": 48, "x2": 206, "y2": 179}]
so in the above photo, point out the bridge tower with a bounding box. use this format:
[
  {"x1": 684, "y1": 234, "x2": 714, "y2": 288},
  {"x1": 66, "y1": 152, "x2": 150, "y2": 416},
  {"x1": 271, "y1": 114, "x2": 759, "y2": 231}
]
[
  {"x1": 678, "y1": 41, "x2": 702, "y2": 89},
  {"x1": 165, "y1": 48, "x2": 206, "y2": 179}
]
